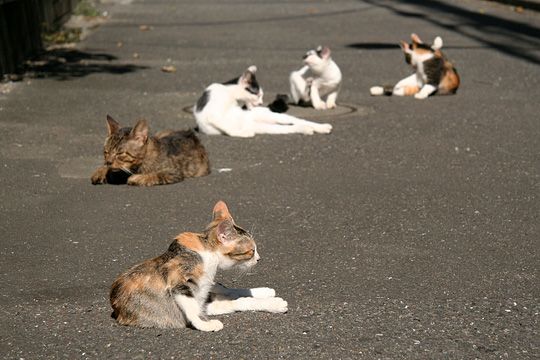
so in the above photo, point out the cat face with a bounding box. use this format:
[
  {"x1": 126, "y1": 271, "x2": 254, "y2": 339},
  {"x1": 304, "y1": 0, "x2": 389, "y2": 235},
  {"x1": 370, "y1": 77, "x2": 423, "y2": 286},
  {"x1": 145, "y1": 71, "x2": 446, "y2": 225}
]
[
  {"x1": 211, "y1": 201, "x2": 260, "y2": 270},
  {"x1": 400, "y1": 34, "x2": 443, "y2": 66},
  {"x1": 103, "y1": 115, "x2": 149, "y2": 174},
  {"x1": 237, "y1": 65, "x2": 264, "y2": 108},
  {"x1": 303, "y1": 46, "x2": 331, "y2": 72}
]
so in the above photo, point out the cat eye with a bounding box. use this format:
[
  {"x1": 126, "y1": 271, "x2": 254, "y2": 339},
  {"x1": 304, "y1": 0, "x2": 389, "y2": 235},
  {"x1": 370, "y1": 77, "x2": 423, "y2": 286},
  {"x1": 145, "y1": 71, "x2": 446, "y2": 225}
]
[
  {"x1": 245, "y1": 87, "x2": 259, "y2": 95},
  {"x1": 117, "y1": 152, "x2": 134, "y2": 161}
]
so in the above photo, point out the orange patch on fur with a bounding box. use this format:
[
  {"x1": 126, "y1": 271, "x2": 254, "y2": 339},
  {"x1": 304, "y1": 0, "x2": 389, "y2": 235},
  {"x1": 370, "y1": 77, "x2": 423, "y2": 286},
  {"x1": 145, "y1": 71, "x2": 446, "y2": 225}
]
[
  {"x1": 439, "y1": 63, "x2": 460, "y2": 94},
  {"x1": 413, "y1": 47, "x2": 432, "y2": 55},
  {"x1": 176, "y1": 232, "x2": 204, "y2": 251},
  {"x1": 404, "y1": 86, "x2": 420, "y2": 96}
]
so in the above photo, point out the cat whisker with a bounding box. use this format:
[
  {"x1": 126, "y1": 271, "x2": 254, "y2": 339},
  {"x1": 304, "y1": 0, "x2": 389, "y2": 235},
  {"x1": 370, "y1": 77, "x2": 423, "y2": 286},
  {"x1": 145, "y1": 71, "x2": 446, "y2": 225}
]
[{"x1": 121, "y1": 167, "x2": 134, "y2": 175}]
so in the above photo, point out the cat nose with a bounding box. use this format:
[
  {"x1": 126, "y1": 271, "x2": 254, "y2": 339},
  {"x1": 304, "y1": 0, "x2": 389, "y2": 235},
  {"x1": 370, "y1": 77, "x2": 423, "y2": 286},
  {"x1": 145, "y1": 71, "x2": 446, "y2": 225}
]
[{"x1": 255, "y1": 251, "x2": 260, "y2": 262}]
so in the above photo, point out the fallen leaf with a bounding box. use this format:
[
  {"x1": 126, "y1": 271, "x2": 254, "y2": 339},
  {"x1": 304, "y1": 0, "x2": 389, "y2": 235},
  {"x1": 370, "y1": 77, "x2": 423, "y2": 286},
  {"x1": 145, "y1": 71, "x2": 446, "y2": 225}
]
[{"x1": 161, "y1": 65, "x2": 176, "y2": 73}]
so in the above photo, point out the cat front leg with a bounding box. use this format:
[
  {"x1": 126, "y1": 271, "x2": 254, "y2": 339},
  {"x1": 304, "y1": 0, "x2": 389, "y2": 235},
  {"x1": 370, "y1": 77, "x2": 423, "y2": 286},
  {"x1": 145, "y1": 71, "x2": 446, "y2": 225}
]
[
  {"x1": 289, "y1": 66, "x2": 310, "y2": 104},
  {"x1": 175, "y1": 294, "x2": 223, "y2": 332},
  {"x1": 127, "y1": 172, "x2": 184, "y2": 186},
  {"x1": 206, "y1": 297, "x2": 288, "y2": 315},
  {"x1": 91, "y1": 166, "x2": 109, "y2": 184},
  {"x1": 310, "y1": 82, "x2": 327, "y2": 110},
  {"x1": 414, "y1": 84, "x2": 437, "y2": 99},
  {"x1": 325, "y1": 90, "x2": 339, "y2": 109}
]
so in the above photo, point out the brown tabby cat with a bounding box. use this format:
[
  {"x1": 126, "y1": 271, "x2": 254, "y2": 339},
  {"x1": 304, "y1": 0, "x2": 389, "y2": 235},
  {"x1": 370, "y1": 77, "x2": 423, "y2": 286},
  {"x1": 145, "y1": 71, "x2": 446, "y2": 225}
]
[
  {"x1": 110, "y1": 201, "x2": 288, "y2": 331},
  {"x1": 91, "y1": 115, "x2": 210, "y2": 186}
]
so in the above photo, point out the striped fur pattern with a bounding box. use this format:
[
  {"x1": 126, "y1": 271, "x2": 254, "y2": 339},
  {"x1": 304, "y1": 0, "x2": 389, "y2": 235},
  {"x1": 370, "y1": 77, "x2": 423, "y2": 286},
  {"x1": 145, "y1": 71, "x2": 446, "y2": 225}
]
[
  {"x1": 91, "y1": 115, "x2": 210, "y2": 186},
  {"x1": 110, "y1": 201, "x2": 288, "y2": 331},
  {"x1": 370, "y1": 33, "x2": 460, "y2": 99}
]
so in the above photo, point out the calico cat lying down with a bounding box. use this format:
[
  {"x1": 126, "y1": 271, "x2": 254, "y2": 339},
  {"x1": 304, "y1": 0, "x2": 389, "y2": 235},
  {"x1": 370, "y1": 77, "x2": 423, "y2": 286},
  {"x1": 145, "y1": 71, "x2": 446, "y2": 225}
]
[
  {"x1": 110, "y1": 201, "x2": 288, "y2": 331},
  {"x1": 91, "y1": 115, "x2": 210, "y2": 186},
  {"x1": 370, "y1": 33, "x2": 460, "y2": 99},
  {"x1": 194, "y1": 65, "x2": 332, "y2": 137}
]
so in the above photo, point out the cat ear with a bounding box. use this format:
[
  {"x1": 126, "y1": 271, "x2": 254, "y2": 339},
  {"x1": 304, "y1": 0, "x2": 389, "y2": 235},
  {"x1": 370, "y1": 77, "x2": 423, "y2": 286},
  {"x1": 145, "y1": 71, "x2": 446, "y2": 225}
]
[
  {"x1": 106, "y1": 115, "x2": 120, "y2": 135},
  {"x1": 130, "y1": 119, "x2": 149, "y2": 145},
  {"x1": 400, "y1": 41, "x2": 410, "y2": 51},
  {"x1": 213, "y1": 200, "x2": 232, "y2": 221},
  {"x1": 320, "y1": 46, "x2": 331, "y2": 59},
  {"x1": 239, "y1": 66, "x2": 256, "y2": 87},
  {"x1": 432, "y1": 36, "x2": 443, "y2": 50},
  {"x1": 411, "y1": 33, "x2": 423, "y2": 44},
  {"x1": 216, "y1": 219, "x2": 236, "y2": 244}
]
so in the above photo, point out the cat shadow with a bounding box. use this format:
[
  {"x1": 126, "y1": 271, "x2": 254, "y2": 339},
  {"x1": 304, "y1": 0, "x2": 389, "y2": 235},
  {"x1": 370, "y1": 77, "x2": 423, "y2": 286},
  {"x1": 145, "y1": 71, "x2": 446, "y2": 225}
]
[
  {"x1": 106, "y1": 169, "x2": 131, "y2": 185},
  {"x1": 24, "y1": 48, "x2": 148, "y2": 80}
]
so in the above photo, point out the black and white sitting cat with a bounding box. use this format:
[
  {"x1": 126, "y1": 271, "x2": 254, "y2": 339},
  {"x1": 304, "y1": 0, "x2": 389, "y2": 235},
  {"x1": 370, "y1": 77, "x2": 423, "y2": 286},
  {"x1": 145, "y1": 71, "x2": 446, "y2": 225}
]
[
  {"x1": 194, "y1": 66, "x2": 332, "y2": 137},
  {"x1": 289, "y1": 46, "x2": 342, "y2": 110}
]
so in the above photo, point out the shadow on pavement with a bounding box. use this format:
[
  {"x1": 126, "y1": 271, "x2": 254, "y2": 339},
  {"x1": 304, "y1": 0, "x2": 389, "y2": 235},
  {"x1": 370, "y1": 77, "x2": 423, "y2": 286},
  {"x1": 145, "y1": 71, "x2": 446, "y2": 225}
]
[
  {"x1": 24, "y1": 49, "x2": 148, "y2": 81},
  {"x1": 361, "y1": 0, "x2": 540, "y2": 65}
]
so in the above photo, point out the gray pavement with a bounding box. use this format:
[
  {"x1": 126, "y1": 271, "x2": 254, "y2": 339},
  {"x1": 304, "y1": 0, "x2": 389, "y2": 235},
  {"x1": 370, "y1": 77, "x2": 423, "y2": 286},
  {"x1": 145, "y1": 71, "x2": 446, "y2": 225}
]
[{"x1": 1, "y1": 0, "x2": 539, "y2": 358}]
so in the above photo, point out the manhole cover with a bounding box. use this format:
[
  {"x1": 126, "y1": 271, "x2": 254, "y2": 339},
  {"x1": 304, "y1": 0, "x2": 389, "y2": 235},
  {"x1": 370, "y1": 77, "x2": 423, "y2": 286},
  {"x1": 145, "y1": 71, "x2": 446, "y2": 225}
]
[{"x1": 182, "y1": 103, "x2": 368, "y2": 120}]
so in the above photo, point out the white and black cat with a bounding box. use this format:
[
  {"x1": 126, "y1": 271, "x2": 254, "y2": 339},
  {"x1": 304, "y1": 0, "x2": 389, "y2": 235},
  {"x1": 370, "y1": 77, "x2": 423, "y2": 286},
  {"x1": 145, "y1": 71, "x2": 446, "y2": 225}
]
[
  {"x1": 194, "y1": 65, "x2": 332, "y2": 137},
  {"x1": 289, "y1": 46, "x2": 342, "y2": 110},
  {"x1": 370, "y1": 34, "x2": 460, "y2": 99}
]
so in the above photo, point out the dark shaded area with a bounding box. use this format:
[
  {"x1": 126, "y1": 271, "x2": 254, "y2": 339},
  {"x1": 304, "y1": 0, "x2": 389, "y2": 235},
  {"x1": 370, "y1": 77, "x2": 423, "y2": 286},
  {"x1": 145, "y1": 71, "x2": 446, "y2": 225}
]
[
  {"x1": 23, "y1": 49, "x2": 148, "y2": 80},
  {"x1": 346, "y1": 42, "x2": 536, "y2": 51},
  {"x1": 105, "y1": 169, "x2": 130, "y2": 185},
  {"x1": 268, "y1": 94, "x2": 290, "y2": 113},
  {"x1": 363, "y1": 0, "x2": 540, "y2": 65},
  {"x1": 0, "y1": 0, "x2": 42, "y2": 76},
  {"x1": 486, "y1": 0, "x2": 540, "y2": 12},
  {"x1": 347, "y1": 43, "x2": 399, "y2": 50}
]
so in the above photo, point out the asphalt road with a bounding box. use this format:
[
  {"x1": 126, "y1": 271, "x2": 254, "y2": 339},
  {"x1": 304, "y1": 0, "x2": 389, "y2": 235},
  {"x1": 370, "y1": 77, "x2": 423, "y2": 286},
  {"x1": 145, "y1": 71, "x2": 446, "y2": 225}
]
[{"x1": 1, "y1": 0, "x2": 538, "y2": 358}]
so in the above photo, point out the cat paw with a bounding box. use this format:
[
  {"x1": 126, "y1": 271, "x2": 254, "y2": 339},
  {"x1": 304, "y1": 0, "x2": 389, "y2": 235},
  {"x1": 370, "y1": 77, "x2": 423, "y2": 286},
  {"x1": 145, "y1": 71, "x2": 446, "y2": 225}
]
[
  {"x1": 326, "y1": 102, "x2": 337, "y2": 109},
  {"x1": 370, "y1": 86, "x2": 385, "y2": 96},
  {"x1": 196, "y1": 319, "x2": 224, "y2": 332},
  {"x1": 414, "y1": 93, "x2": 428, "y2": 100},
  {"x1": 249, "y1": 287, "x2": 276, "y2": 299},
  {"x1": 313, "y1": 102, "x2": 327, "y2": 110},
  {"x1": 265, "y1": 297, "x2": 288, "y2": 313},
  {"x1": 91, "y1": 167, "x2": 108, "y2": 184},
  {"x1": 315, "y1": 123, "x2": 332, "y2": 134}
]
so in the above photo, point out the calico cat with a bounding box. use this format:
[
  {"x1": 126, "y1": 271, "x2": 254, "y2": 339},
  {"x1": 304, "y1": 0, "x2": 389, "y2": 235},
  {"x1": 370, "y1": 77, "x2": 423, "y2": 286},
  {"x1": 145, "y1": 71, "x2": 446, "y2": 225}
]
[
  {"x1": 289, "y1": 46, "x2": 342, "y2": 110},
  {"x1": 110, "y1": 201, "x2": 288, "y2": 331},
  {"x1": 91, "y1": 115, "x2": 210, "y2": 186},
  {"x1": 194, "y1": 65, "x2": 332, "y2": 137},
  {"x1": 370, "y1": 33, "x2": 460, "y2": 99}
]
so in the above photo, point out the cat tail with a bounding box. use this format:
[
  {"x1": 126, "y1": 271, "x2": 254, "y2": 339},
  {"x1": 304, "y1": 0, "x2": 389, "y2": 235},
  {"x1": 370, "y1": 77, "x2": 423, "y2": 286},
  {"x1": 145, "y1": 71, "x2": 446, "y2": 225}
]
[
  {"x1": 370, "y1": 85, "x2": 394, "y2": 96},
  {"x1": 268, "y1": 94, "x2": 290, "y2": 113}
]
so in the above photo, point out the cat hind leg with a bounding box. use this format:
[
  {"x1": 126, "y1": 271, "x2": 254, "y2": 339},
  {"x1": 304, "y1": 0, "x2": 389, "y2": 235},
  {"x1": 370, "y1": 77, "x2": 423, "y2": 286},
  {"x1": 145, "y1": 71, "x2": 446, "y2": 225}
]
[
  {"x1": 289, "y1": 66, "x2": 310, "y2": 104},
  {"x1": 175, "y1": 294, "x2": 223, "y2": 332}
]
